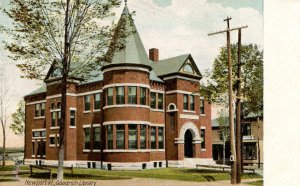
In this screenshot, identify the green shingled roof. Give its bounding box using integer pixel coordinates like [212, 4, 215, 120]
[151, 54, 190, 76]
[104, 5, 151, 67]
[26, 85, 46, 96]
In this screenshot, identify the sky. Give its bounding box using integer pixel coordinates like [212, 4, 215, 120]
[0, 0, 263, 147]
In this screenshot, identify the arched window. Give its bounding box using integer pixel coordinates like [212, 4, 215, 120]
[57, 102, 61, 109]
[51, 103, 56, 110]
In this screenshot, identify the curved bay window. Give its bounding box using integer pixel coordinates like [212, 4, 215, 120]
[116, 125, 125, 149]
[128, 125, 137, 149]
[116, 87, 125, 104]
[106, 88, 113, 105]
[140, 87, 146, 105]
[107, 125, 113, 149]
[140, 125, 146, 149]
[128, 86, 137, 104]
[151, 127, 156, 149]
[150, 92, 156, 109]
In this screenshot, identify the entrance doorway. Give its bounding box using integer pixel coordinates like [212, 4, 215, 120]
[184, 129, 193, 157]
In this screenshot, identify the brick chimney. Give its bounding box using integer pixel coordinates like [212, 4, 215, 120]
[149, 48, 159, 62]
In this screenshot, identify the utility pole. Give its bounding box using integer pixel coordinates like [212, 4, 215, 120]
[208, 17, 247, 184]
[236, 28, 242, 180]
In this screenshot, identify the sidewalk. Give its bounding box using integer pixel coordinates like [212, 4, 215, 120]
[1, 177, 262, 186]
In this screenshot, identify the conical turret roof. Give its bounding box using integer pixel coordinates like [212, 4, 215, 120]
[104, 5, 151, 67]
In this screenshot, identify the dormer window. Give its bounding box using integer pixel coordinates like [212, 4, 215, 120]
[183, 64, 194, 73]
[50, 68, 62, 78]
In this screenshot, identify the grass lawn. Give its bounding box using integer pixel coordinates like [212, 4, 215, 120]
[22, 166, 262, 182]
[0, 176, 19, 182]
[0, 165, 29, 171]
[246, 180, 263, 186]
[5, 164, 261, 183]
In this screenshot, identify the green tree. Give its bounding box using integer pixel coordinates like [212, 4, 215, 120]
[216, 108, 230, 165]
[1, 0, 126, 179]
[200, 44, 263, 116]
[10, 101, 25, 136]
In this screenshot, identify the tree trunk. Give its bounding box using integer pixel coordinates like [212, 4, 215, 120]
[57, 0, 70, 180]
[222, 140, 226, 165]
[2, 127, 5, 166]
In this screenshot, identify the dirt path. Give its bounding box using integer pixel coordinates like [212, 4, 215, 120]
[1, 177, 262, 186]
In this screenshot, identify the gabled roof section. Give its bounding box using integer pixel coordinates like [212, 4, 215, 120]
[151, 54, 201, 78]
[103, 5, 151, 67]
[25, 85, 46, 97]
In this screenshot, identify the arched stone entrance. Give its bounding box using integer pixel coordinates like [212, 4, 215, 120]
[177, 122, 201, 158]
[184, 129, 193, 157]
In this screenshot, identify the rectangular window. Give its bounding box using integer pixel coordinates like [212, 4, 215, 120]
[94, 127, 101, 149]
[57, 111, 61, 126]
[116, 87, 125, 104]
[41, 103, 45, 116]
[140, 87, 146, 105]
[70, 110, 76, 126]
[41, 131, 46, 137]
[150, 92, 156, 109]
[128, 125, 137, 149]
[51, 112, 56, 127]
[33, 131, 40, 137]
[116, 125, 125, 149]
[183, 94, 188, 110]
[94, 93, 101, 110]
[190, 95, 195, 111]
[243, 143, 257, 160]
[32, 142, 35, 155]
[201, 129, 206, 149]
[200, 98, 205, 114]
[151, 127, 156, 149]
[128, 86, 137, 104]
[84, 95, 91, 111]
[35, 104, 40, 117]
[140, 125, 146, 149]
[107, 88, 113, 105]
[158, 93, 163, 110]
[84, 128, 91, 149]
[158, 127, 164, 149]
[242, 124, 251, 136]
[107, 125, 113, 149]
[49, 137, 55, 145]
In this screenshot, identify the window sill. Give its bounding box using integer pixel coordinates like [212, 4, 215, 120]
[103, 149, 165, 153]
[49, 145, 56, 147]
[34, 116, 45, 120]
[103, 105, 150, 109]
[92, 149, 101, 152]
[31, 155, 35, 158]
[183, 110, 196, 113]
[150, 109, 164, 112]
[70, 126, 76, 129]
[93, 109, 101, 112]
[50, 126, 60, 130]
[83, 149, 91, 152]
[83, 111, 91, 114]
[200, 114, 205, 116]
[201, 149, 206, 151]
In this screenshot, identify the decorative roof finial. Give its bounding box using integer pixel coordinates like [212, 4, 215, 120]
[125, 0, 127, 5]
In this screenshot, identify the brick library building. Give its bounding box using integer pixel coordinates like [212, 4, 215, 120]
[24, 4, 213, 170]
